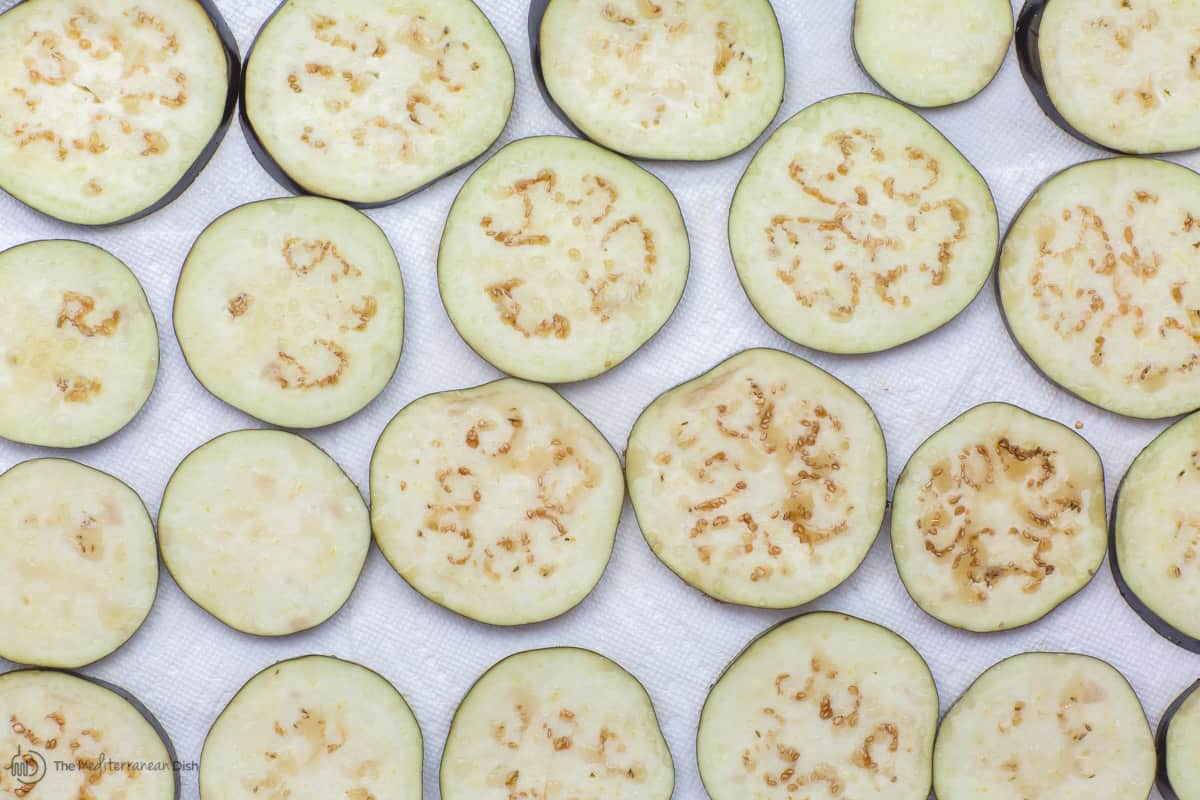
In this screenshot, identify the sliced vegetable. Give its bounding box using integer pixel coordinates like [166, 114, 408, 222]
[1160, 679, 1200, 800]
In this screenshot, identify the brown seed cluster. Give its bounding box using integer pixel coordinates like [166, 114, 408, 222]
[5, 709, 142, 797]
[243, 706, 378, 799]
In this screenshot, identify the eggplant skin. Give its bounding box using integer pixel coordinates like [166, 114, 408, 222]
[1158, 679, 1200, 800]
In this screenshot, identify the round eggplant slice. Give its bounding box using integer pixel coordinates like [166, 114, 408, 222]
[174, 196, 404, 428]
[729, 93, 999, 354]
[370, 379, 624, 625]
[697, 612, 938, 800]
[1160, 680, 1200, 800]
[533, 0, 785, 161]
[626, 348, 887, 608]
[158, 429, 370, 636]
[999, 157, 1200, 419]
[1018, 0, 1200, 154]
[242, 0, 514, 206]
[438, 136, 690, 383]
[0, 240, 158, 448]
[441, 647, 673, 800]
[853, 0, 1013, 108]
[0, 0, 237, 226]
[0, 459, 157, 668]
[1112, 410, 1200, 652]
[200, 656, 422, 800]
[0, 670, 177, 799]
[933, 652, 1156, 800]
[891, 403, 1107, 633]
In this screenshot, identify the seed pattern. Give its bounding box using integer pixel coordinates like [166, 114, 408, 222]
[2, 709, 145, 797]
[242, 706, 378, 800]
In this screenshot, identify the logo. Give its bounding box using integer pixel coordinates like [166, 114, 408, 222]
[8, 746, 46, 786]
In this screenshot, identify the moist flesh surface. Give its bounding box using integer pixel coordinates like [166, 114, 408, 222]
[1166, 684, 1200, 800]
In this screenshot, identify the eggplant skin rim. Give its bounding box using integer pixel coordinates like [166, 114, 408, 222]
[623, 346, 888, 609]
[1157, 678, 1200, 800]
[239, 0, 515, 208]
[890, 400, 1108, 634]
[0, 0, 240, 228]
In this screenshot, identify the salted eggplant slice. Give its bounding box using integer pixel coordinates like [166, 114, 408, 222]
[999, 157, 1200, 419]
[1160, 679, 1200, 800]
[0, 0, 237, 225]
[370, 379, 624, 625]
[0, 240, 158, 448]
[533, 0, 785, 161]
[626, 348, 887, 608]
[697, 612, 938, 800]
[441, 647, 673, 800]
[934, 652, 1156, 800]
[174, 196, 404, 428]
[891, 403, 1107, 632]
[438, 136, 690, 382]
[200, 656, 422, 800]
[853, 0, 1013, 107]
[729, 93, 999, 354]
[242, 0, 514, 206]
[158, 429, 370, 636]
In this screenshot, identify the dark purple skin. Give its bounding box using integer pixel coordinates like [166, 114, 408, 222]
[1158, 679, 1200, 800]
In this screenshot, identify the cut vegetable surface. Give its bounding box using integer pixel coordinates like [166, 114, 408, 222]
[934, 652, 1156, 800]
[891, 403, 1107, 632]
[200, 656, 422, 800]
[371, 379, 623, 625]
[0, 0, 237, 225]
[729, 93, 999, 353]
[439, 136, 690, 382]
[626, 348, 887, 607]
[242, 0, 514, 205]
[853, 0, 1012, 107]
[999, 157, 1200, 419]
[533, 0, 785, 161]
[159, 429, 370, 636]
[441, 647, 673, 800]
[697, 612, 938, 800]
[174, 196, 404, 428]
[1160, 680, 1200, 800]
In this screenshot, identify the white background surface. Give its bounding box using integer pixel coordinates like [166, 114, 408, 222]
[1, 1, 1197, 797]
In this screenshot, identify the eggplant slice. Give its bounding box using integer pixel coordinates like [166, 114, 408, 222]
[853, 0, 1013, 108]
[1160, 679, 1200, 800]
[1018, 0, 1200, 154]
[158, 429, 370, 636]
[626, 348, 887, 608]
[729, 93, 999, 354]
[697, 612, 938, 800]
[438, 136, 690, 382]
[891, 403, 1107, 632]
[174, 196, 404, 429]
[934, 652, 1156, 800]
[370, 379, 624, 625]
[0, 240, 158, 448]
[1112, 410, 1200, 652]
[999, 157, 1200, 419]
[533, 0, 785, 161]
[441, 647, 673, 800]
[200, 656, 422, 800]
[242, 0, 514, 206]
[0, 0, 237, 226]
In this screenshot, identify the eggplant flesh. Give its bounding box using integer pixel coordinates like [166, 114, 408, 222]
[1160, 680, 1200, 800]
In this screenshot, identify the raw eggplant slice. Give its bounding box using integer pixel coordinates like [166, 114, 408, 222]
[0, 0, 237, 226]
[1160, 679, 1200, 800]
[441, 647, 673, 800]
[200, 656, 422, 800]
[626, 348, 887, 608]
[853, 0, 1013, 107]
[158, 429, 370, 636]
[1112, 410, 1200, 652]
[174, 196, 404, 428]
[933, 652, 1156, 800]
[242, 0, 514, 206]
[999, 157, 1200, 419]
[370, 379, 624, 625]
[438, 136, 690, 382]
[533, 0, 785, 161]
[0, 459, 157, 668]
[0, 240, 158, 448]
[0, 670, 177, 799]
[697, 612, 938, 800]
[1018, 0, 1200, 154]
[729, 93, 999, 354]
[891, 403, 1107, 632]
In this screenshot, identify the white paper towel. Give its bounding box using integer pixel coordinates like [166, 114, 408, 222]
[0, 1, 1196, 797]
